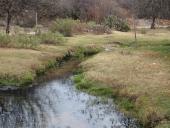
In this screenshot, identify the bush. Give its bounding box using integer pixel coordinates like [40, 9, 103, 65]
[51, 18, 77, 37]
[39, 32, 66, 45]
[0, 32, 66, 49]
[86, 21, 111, 34]
[87, 21, 97, 28]
[141, 29, 147, 34]
[105, 16, 130, 32]
[14, 34, 40, 48]
[51, 19, 112, 35]
[0, 33, 11, 47]
[90, 24, 111, 34]
[0, 33, 40, 49]
[74, 47, 85, 60]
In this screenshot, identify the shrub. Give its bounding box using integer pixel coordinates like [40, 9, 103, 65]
[86, 21, 97, 29]
[72, 21, 87, 34]
[0, 33, 11, 47]
[141, 29, 147, 34]
[51, 18, 77, 37]
[74, 47, 85, 60]
[90, 24, 111, 34]
[51, 19, 112, 35]
[0, 33, 40, 49]
[0, 32, 66, 49]
[14, 34, 40, 48]
[86, 21, 111, 34]
[39, 32, 66, 45]
[105, 16, 130, 32]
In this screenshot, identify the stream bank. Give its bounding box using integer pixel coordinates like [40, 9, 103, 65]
[0, 46, 101, 90]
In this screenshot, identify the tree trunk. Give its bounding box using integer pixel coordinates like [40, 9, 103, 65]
[151, 17, 156, 29]
[6, 12, 12, 34]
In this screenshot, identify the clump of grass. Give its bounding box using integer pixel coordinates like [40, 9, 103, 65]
[88, 86, 114, 98]
[0, 33, 39, 49]
[0, 32, 66, 49]
[141, 29, 147, 34]
[73, 47, 85, 60]
[39, 32, 66, 45]
[0, 33, 11, 47]
[73, 74, 114, 98]
[35, 66, 46, 76]
[0, 74, 19, 86]
[0, 72, 35, 87]
[117, 97, 135, 111]
[148, 43, 170, 55]
[14, 34, 40, 48]
[73, 46, 102, 60]
[20, 72, 35, 86]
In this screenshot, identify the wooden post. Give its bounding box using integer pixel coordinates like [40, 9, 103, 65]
[133, 15, 137, 43]
[36, 12, 38, 27]
[132, 0, 137, 43]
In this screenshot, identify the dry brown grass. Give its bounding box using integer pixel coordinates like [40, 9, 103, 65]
[81, 49, 170, 127]
[0, 45, 69, 77]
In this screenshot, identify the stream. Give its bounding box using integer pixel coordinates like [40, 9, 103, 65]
[0, 76, 139, 128]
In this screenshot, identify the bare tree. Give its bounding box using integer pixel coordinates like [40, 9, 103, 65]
[136, 0, 169, 29]
[0, 0, 26, 34]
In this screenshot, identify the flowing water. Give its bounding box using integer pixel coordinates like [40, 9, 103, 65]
[0, 76, 139, 128]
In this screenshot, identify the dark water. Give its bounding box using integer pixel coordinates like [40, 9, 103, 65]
[0, 77, 139, 128]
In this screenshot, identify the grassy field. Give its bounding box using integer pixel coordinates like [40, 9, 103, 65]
[0, 28, 170, 127]
[0, 32, 114, 87]
[73, 29, 170, 128]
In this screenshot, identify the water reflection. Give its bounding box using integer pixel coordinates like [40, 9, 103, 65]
[0, 77, 139, 128]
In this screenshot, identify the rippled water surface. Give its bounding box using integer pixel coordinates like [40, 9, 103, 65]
[0, 77, 139, 128]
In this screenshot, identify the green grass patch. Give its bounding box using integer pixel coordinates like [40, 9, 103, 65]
[73, 74, 135, 110]
[73, 46, 102, 60]
[73, 74, 114, 98]
[0, 72, 35, 87]
[116, 97, 135, 111]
